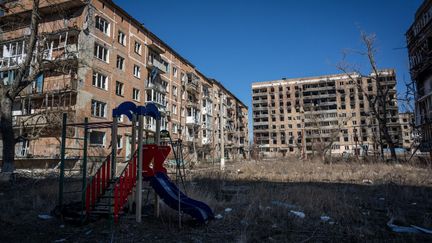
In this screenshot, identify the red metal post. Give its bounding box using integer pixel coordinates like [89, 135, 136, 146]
[96, 171, 101, 197]
[85, 184, 90, 213]
[101, 163, 106, 192]
[91, 177, 96, 208]
[114, 184, 119, 223]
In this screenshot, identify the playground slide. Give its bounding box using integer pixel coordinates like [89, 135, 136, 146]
[150, 172, 214, 224]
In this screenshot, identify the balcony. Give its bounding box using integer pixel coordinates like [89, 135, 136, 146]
[144, 101, 167, 114]
[0, 55, 26, 70]
[253, 106, 269, 111]
[203, 91, 212, 99]
[146, 80, 167, 93]
[202, 122, 212, 129]
[185, 72, 200, 93]
[186, 101, 200, 109]
[202, 107, 213, 115]
[252, 99, 268, 104]
[226, 103, 235, 111]
[202, 137, 211, 145]
[1, 0, 86, 18]
[147, 58, 168, 73]
[186, 116, 200, 126]
[145, 124, 156, 132]
[185, 81, 199, 93]
[147, 42, 165, 54]
[185, 135, 195, 142]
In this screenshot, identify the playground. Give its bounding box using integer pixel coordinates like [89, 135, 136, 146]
[1, 157, 432, 242]
[0, 103, 431, 242]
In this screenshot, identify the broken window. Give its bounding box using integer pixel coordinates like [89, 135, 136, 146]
[91, 99, 107, 118]
[95, 16, 110, 36]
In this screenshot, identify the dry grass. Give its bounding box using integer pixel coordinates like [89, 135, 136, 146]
[0, 158, 431, 242]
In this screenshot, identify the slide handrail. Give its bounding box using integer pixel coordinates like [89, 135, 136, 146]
[85, 154, 111, 214]
[113, 151, 138, 222]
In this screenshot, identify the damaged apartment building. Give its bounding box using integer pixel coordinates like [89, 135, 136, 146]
[407, 0, 432, 153]
[0, 0, 249, 162]
[252, 70, 412, 157]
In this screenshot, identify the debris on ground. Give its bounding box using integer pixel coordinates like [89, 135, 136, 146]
[224, 208, 232, 213]
[214, 214, 223, 220]
[38, 214, 53, 220]
[387, 217, 432, 234]
[320, 215, 331, 222]
[289, 210, 305, 218]
[362, 179, 373, 184]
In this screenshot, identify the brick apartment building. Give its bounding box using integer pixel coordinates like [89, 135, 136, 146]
[407, 0, 432, 152]
[0, 0, 249, 162]
[252, 70, 407, 158]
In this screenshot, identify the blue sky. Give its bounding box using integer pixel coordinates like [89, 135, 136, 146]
[114, 0, 422, 134]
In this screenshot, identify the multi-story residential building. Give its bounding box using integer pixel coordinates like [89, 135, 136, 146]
[399, 112, 415, 151]
[252, 70, 402, 157]
[406, 0, 432, 153]
[0, 0, 248, 162]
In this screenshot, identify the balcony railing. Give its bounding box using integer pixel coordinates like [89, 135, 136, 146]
[0, 55, 26, 69]
[202, 107, 212, 115]
[146, 80, 167, 93]
[186, 116, 200, 125]
[185, 135, 195, 142]
[186, 101, 199, 109]
[147, 58, 168, 73]
[202, 137, 210, 145]
[144, 101, 167, 114]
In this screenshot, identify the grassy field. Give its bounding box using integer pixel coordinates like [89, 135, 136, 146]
[0, 158, 431, 242]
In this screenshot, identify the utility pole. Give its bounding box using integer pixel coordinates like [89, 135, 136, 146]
[219, 93, 225, 170]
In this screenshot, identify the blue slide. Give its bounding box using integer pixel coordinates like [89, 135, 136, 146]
[150, 172, 214, 223]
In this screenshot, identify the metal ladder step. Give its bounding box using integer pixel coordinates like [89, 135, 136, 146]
[65, 147, 85, 150]
[65, 137, 86, 140]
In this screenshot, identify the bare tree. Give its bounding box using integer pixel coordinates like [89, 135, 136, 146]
[305, 110, 352, 162]
[0, 0, 42, 172]
[337, 32, 399, 161]
[1, 0, 80, 172]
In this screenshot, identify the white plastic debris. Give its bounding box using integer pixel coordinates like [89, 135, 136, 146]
[362, 179, 373, 184]
[320, 215, 331, 222]
[225, 208, 232, 213]
[387, 218, 432, 234]
[38, 214, 53, 220]
[289, 210, 305, 218]
[379, 197, 385, 201]
[215, 214, 223, 220]
[411, 225, 432, 234]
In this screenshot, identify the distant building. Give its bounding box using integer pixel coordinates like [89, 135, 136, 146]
[406, 0, 432, 152]
[0, 0, 248, 162]
[399, 112, 415, 151]
[252, 70, 403, 157]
